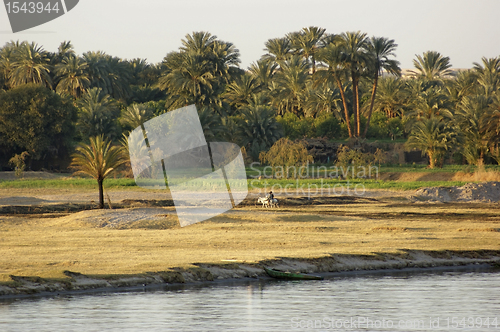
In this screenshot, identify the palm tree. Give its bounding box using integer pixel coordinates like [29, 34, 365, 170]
[105, 56, 133, 100]
[0, 41, 18, 89]
[223, 73, 261, 109]
[288, 26, 326, 74]
[159, 52, 216, 109]
[262, 37, 293, 63]
[83, 51, 112, 92]
[71, 135, 127, 208]
[406, 117, 454, 168]
[472, 57, 500, 97]
[373, 76, 408, 118]
[54, 41, 75, 63]
[363, 36, 401, 137]
[445, 69, 477, 106]
[180, 31, 217, 56]
[315, 42, 353, 137]
[236, 102, 283, 160]
[488, 95, 500, 163]
[197, 106, 225, 142]
[248, 59, 277, 88]
[55, 54, 90, 98]
[128, 58, 158, 86]
[410, 51, 453, 81]
[455, 95, 493, 165]
[82, 51, 132, 101]
[77, 87, 119, 139]
[180, 31, 240, 83]
[9, 41, 52, 88]
[406, 86, 453, 122]
[340, 31, 369, 136]
[270, 55, 311, 115]
[119, 103, 154, 133]
[210, 39, 241, 82]
[159, 32, 241, 112]
[304, 82, 341, 118]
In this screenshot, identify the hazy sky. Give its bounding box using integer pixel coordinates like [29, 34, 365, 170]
[1, 0, 499, 69]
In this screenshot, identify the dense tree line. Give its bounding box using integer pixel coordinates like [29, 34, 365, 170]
[0, 27, 499, 170]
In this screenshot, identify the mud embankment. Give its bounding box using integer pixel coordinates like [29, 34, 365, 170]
[1, 250, 499, 299]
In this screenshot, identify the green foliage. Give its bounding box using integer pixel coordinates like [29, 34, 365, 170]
[406, 117, 456, 169]
[82, 51, 132, 101]
[455, 95, 493, 166]
[77, 87, 120, 141]
[9, 151, 29, 177]
[259, 138, 313, 179]
[0, 178, 137, 189]
[71, 135, 127, 208]
[248, 178, 470, 191]
[373, 148, 386, 166]
[335, 145, 375, 178]
[276, 113, 315, 140]
[3, 31, 500, 172]
[0, 84, 77, 164]
[54, 53, 90, 98]
[197, 106, 225, 142]
[410, 51, 453, 81]
[158, 31, 241, 112]
[119, 103, 154, 134]
[387, 117, 404, 140]
[314, 113, 341, 139]
[8, 41, 52, 88]
[236, 104, 283, 161]
[365, 111, 389, 138]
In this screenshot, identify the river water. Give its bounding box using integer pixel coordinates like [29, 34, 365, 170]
[1, 268, 499, 332]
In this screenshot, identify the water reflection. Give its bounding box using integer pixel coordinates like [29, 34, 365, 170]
[0, 268, 499, 332]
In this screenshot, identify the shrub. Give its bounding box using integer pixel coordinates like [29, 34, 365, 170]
[315, 113, 341, 139]
[259, 138, 313, 179]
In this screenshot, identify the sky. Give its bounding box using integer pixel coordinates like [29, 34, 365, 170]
[1, 0, 499, 70]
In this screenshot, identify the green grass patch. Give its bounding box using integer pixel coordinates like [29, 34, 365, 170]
[246, 163, 500, 177]
[0, 178, 137, 189]
[248, 178, 471, 192]
[379, 164, 500, 173]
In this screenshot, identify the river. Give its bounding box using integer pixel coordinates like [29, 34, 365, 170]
[1, 268, 499, 331]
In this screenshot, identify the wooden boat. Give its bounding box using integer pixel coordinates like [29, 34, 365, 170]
[264, 267, 324, 280]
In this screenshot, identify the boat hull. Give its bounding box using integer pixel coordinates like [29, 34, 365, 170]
[264, 267, 324, 280]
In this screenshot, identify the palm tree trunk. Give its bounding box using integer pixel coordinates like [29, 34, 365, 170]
[98, 178, 104, 208]
[363, 73, 379, 138]
[335, 76, 352, 137]
[428, 151, 435, 169]
[351, 71, 360, 137]
[355, 81, 361, 137]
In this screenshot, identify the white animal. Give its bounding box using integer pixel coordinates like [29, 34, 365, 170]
[257, 197, 279, 208]
[257, 196, 269, 208]
[269, 198, 279, 208]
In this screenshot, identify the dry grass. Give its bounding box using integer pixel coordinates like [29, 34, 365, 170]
[378, 170, 500, 182]
[1, 194, 499, 282]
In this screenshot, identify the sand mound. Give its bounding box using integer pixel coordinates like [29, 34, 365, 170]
[56, 208, 173, 228]
[412, 182, 500, 203]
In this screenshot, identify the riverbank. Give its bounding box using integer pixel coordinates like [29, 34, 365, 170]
[1, 186, 499, 299]
[1, 250, 500, 300]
